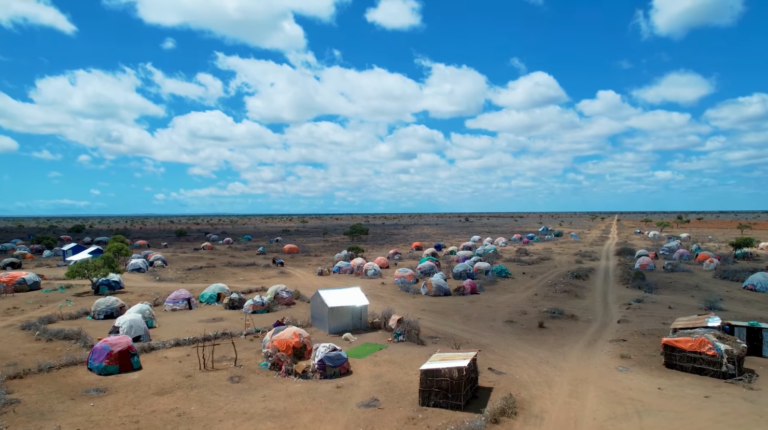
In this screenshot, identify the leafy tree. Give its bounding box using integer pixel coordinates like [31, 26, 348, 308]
[655, 221, 671, 233]
[109, 235, 129, 246]
[67, 224, 86, 234]
[728, 237, 756, 252]
[105, 242, 131, 260]
[737, 223, 752, 235]
[174, 228, 188, 238]
[31, 234, 57, 250]
[65, 255, 122, 289]
[347, 245, 365, 255]
[343, 223, 369, 240]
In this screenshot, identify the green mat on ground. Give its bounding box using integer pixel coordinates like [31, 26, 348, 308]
[345, 342, 387, 359]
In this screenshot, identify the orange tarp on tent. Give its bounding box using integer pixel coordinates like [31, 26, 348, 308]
[374, 257, 389, 269]
[283, 244, 300, 254]
[661, 337, 718, 356]
[265, 326, 312, 359]
[411, 242, 423, 250]
[695, 253, 710, 263]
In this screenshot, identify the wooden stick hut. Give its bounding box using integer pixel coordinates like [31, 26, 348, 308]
[662, 328, 746, 380]
[418, 350, 479, 410]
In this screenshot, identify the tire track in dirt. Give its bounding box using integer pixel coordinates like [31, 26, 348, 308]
[539, 216, 620, 430]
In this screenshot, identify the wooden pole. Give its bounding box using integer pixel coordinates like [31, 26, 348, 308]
[231, 333, 238, 367]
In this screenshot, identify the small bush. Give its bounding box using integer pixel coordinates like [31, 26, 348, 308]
[576, 250, 599, 261]
[347, 245, 365, 255]
[515, 248, 530, 256]
[174, 228, 188, 238]
[567, 267, 595, 281]
[702, 295, 723, 312]
[284, 316, 311, 329]
[615, 246, 636, 257]
[538, 321, 546, 329]
[483, 394, 518, 424]
[356, 397, 381, 409]
[713, 267, 759, 282]
[620, 353, 633, 360]
[67, 224, 86, 234]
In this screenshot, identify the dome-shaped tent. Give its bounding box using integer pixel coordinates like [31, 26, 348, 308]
[200, 242, 214, 250]
[13, 251, 34, 260]
[418, 256, 441, 268]
[434, 243, 445, 252]
[522, 239, 530, 245]
[94, 237, 110, 246]
[635, 250, 650, 259]
[511, 234, 522, 241]
[87, 335, 142, 376]
[695, 252, 715, 263]
[470, 236, 481, 243]
[648, 231, 661, 239]
[15, 246, 31, 253]
[149, 254, 168, 267]
[691, 244, 702, 253]
[262, 326, 313, 369]
[0, 243, 17, 253]
[133, 240, 149, 248]
[416, 261, 439, 277]
[42, 250, 54, 258]
[199, 283, 231, 305]
[222, 238, 233, 245]
[452, 263, 475, 280]
[388, 249, 402, 260]
[257, 247, 266, 255]
[423, 248, 439, 258]
[333, 261, 354, 275]
[283, 244, 300, 254]
[9, 239, 21, 244]
[460, 242, 475, 251]
[374, 256, 389, 269]
[446, 246, 458, 255]
[702, 258, 720, 271]
[209, 235, 219, 242]
[60, 236, 72, 243]
[82, 237, 93, 245]
[311, 343, 351, 379]
[244, 295, 270, 314]
[266, 284, 291, 302]
[125, 302, 157, 328]
[454, 250, 474, 263]
[112, 313, 151, 343]
[164, 289, 196, 311]
[421, 277, 451, 296]
[334, 251, 350, 263]
[462, 279, 479, 295]
[483, 237, 494, 245]
[493, 237, 508, 247]
[224, 292, 247, 310]
[634, 257, 655, 271]
[243, 235, 253, 242]
[92, 297, 127, 320]
[362, 262, 382, 278]
[0, 258, 22, 270]
[29, 244, 45, 255]
[350, 258, 367, 274]
[553, 231, 563, 238]
[673, 249, 691, 261]
[492, 265, 512, 278]
[758, 242, 768, 251]
[743, 272, 768, 293]
[411, 242, 424, 251]
[126, 259, 149, 273]
[679, 233, 691, 241]
[0, 271, 41, 292]
[474, 262, 492, 275]
[394, 268, 418, 285]
[94, 273, 124, 294]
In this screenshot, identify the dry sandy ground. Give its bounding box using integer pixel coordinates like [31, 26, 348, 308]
[1, 213, 767, 430]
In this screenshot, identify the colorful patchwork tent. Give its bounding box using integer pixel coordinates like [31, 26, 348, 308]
[462, 279, 479, 295]
[673, 249, 691, 261]
[29, 244, 45, 254]
[199, 283, 231, 305]
[362, 262, 382, 278]
[419, 256, 441, 268]
[164, 289, 197, 311]
[635, 256, 655, 270]
[133, 240, 149, 248]
[283, 244, 300, 254]
[423, 248, 439, 258]
[493, 237, 508, 247]
[635, 250, 650, 259]
[446, 246, 458, 255]
[92, 296, 126, 320]
[452, 263, 474, 280]
[411, 242, 424, 251]
[333, 261, 354, 274]
[374, 256, 390, 269]
[394, 268, 418, 285]
[200, 242, 214, 250]
[60, 236, 72, 243]
[94, 273, 124, 294]
[460, 242, 475, 251]
[492, 265, 512, 278]
[703, 258, 720, 271]
[473, 262, 492, 275]
[417, 261, 439, 277]
[13, 251, 34, 260]
[244, 295, 270, 314]
[222, 238, 233, 245]
[388, 249, 402, 260]
[262, 326, 313, 369]
[87, 335, 142, 376]
[311, 343, 351, 379]
[0, 271, 41, 292]
[0, 258, 22, 270]
[421, 277, 451, 296]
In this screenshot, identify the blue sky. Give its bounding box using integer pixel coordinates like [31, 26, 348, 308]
[0, 0, 766, 215]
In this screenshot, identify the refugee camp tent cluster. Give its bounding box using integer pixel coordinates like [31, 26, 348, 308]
[87, 301, 158, 376]
[126, 251, 168, 273]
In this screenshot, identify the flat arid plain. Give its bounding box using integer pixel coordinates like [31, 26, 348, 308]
[1, 213, 767, 430]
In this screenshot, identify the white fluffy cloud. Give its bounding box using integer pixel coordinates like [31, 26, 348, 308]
[90, 189, 101, 195]
[633, 0, 745, 40]
[632, 70, 715, 105]
[577, 90, 641, 120]
[704, 93, 768, 130]
[159, 37, 176, 50]
[509, 57, 527, 75]
[31, 149, 61, 160]
[0, 0, 77, 34]
[144, 64, 223, 105]
[47, 171, 62, 177]
[365, 0, 422, 31]
[0, 135, 19, 152]
[488, 72, 568, 109]
[105, 0, 350, 51]
[76, 154, 91, 163]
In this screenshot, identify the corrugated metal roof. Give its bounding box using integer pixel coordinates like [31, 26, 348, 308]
[65, 246, 102, 262]
[670, 313, 721, 330]
[724, 321, 768, 329]
[420, 350, 478, 370]
[62, 243, 81, 250]
[317, 287, 369, 307]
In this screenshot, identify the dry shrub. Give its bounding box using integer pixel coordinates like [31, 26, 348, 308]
[576, 250, 599, 261]
[284, 316, 311, 329]
[0, 379, 21, 411]
[356, 397, 381, 409]
[702, 295, 724, 312]
[483, 393, 518, 424]
[615, 245, 636, 257]
[447, 417, 487, 430]
[19, 308, 90, 331]
[567, 267, 595, 281]
[713, 267, 761, 283]
[239, 286, 268, 295]
[505, 255, 551, 266]
[515, 248, 530, 257]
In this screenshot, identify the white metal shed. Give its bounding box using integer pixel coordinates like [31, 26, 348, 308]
[311, 286, 369, 334]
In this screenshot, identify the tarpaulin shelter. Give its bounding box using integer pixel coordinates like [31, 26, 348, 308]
[30, 244, 45, 254]
[164, 289, 196, 311]
[311, 287, 369, 334]
[452, 263, 474, 280]
[421, 277, 451, 296]
[460, 242, 475, 251]
[446, 246, 458, 255]
[679, 233, 691, 241]
[15, 246, 30, 253]
[648, 231, 661, 239]
[522, 239, 530, 245]
[473, 262, 491, 275]
[59, 236, 72, 243]
[334, 250, 351, 263]
[734, 249, 753, 260]
[419, 256, 441, 268]
[454, 250, 474, 263]
[224, 292, 247, 310]
[475, 245, 498, 258]
[703, 258, 720, 271]
[262, 326, 313, 369]
[374, 256, 389, 269]
[92, 296, 126, 320]
[493, 237, 507, 247]
[222, 238, 233, 245]
[492, 265, 512, 278]
[111, 313, 150, 343]
[266, 284, 289, 301]
[334, 261, 354, 274]
[388, 249, 402, 260]
[691, 244, 702, 253]
[87, 335, 142, 376]
[434, 243, 445, 252]
[242, 235, 253, 241]
[125, 302, 157, 328]
[149, 254, 167, 267]
[244, 295, 270, 314]
[133, 240, 150, 248]
[411, 242, 424, 251]
[94, 237, 110, 246]
[673, 249, 691, 261]
[126, 259, 149, 273]
[483, 237, 493, 245]
[361, 262, 382, 278]
[635, 256, 655, 270]
[13, 251, 34, 260]
[416, 261, 439, 277]
[0, 258, 22, 270]
[0, 271, 41, 292]
[199, 242, 213, 250]
[511, 234, 522, 241]
[423, 248, 439, 258]
[0, 243, 16, 253]
[462, 279, 479, 295]
[759, 242, 768, 251]
[419, 350, 479, 410]
[635, 250, 650, 259]
[553, 231, 563, 238]
[470, 236, 481, 243]
[257, 247, 266, 255]
[743, 272, 768, 293]
[662, 329, 746, 379]
[311, 343, 351, 379]
[82, 237, 93, 245]
[94, 273, 124, 295]
[199, 283, 231, 305]
[42, 250, 54, 258]
[350, 257, 367, 268]
[695, 253, 712, 263]
[209, 235, 219, 242]
[283, 244, 300, 254]
[394, 268, 418, 285]
[526, 233, 536, 240]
